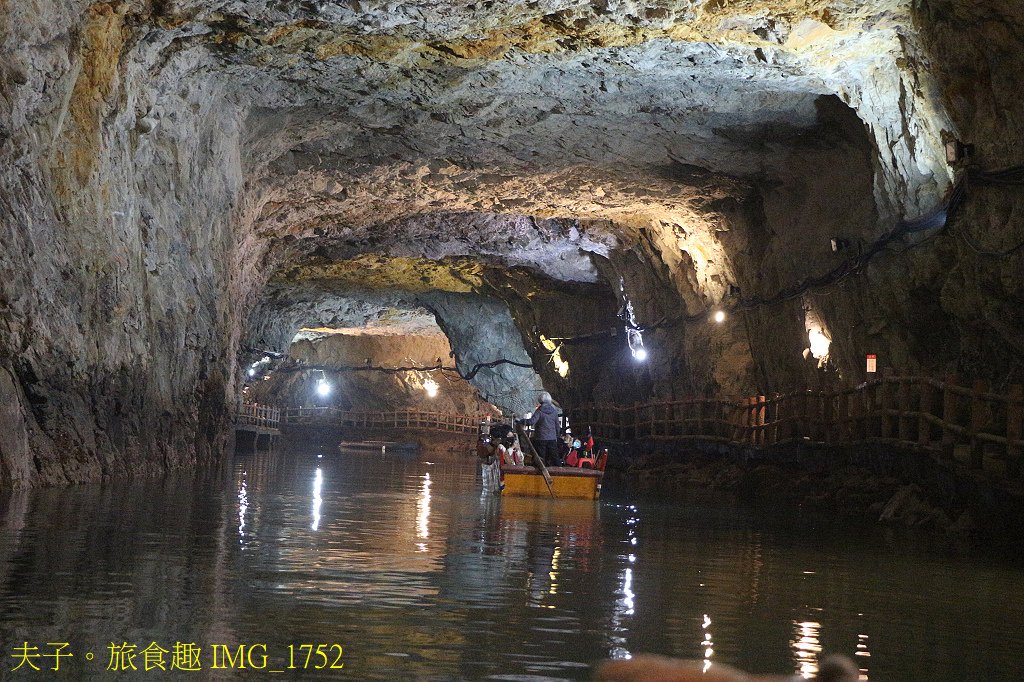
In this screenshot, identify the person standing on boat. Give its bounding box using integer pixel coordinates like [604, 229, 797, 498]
[522, 392, 561, 467]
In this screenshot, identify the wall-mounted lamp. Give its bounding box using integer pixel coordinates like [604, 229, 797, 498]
[626, 328, 647, 362]
[316, 369, 331, 396]
[830, 238, 850, 252]
[541, 335, 570, 377]
[945, 139, 974, 164]
[713, 310, 725, 323]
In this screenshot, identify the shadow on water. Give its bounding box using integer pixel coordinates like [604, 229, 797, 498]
[0, 437, 1023, 680]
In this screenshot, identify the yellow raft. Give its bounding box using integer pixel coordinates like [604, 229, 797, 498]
[500, 465, 603, 500]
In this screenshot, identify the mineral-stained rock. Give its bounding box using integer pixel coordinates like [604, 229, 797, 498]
[1, 1, 1022, 485]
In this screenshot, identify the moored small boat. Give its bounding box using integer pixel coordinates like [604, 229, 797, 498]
[338, 440, 418, 453]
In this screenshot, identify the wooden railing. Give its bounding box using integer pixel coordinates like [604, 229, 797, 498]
[569, 374, 1024, 480]
[236, 402, 281, 429]
[282, 407, 480, 434]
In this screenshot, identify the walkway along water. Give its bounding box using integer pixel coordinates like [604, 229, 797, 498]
[568, 372, 1024, 482]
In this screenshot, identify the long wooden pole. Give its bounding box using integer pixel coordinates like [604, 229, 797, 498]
[516, 422, 555, 498]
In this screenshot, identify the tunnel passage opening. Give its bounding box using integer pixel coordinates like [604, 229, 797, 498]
[239, 209, 666, 423]
[239, 268, 562, 423]
[244, 318, 507, 418]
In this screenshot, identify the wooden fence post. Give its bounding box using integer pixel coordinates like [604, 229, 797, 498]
[821, 392, 834, 444]
[846, 389, 858, 441]
[809, 390, 822, 442]
[730, 399, 744, 444]
[718, 400, 728, 440]
[771, 395, 778, 445]
[969, 379, 990, 470]
[838, 391, 851, 442]
[755, 396, 764, 445]
[773, 394, 786, 443]
[898, 378, 913, 442]
[918, 379, 934, 447]
[747, 397, 756, 445]
[736, 398, 747, 444]
[793, 391, 805, 440]
[1007, 385, 1023, 480]
[879, 372, 894, 439]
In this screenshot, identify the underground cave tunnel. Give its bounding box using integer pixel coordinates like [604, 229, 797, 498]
[3, 1, 1024, 680]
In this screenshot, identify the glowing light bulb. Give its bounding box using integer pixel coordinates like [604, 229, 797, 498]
[809, 328, 831, 359]
[424, 378, 438, 398]
[714, 311, 725, 323]
[317, 381, 330, 396]
[248, 368, 255, 377]
[634, 348, 647, 361]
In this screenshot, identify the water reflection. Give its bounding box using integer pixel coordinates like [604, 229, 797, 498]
[608, 504, 638, 661]
[702, 614, 714, 673]
[311, 467, 322, 531]
[237, 471, 248, 541]
[0, 449, 1023, 681]
[856, 633, 870, 681]
[792, 620, 822, 678]
[416, 472, 431, 549]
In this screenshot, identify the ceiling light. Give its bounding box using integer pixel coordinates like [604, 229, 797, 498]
[714, 311, 725, 323]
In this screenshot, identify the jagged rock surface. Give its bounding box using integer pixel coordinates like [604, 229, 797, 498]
[0, 0, 1021, 486]
[246, 326, 499, 415]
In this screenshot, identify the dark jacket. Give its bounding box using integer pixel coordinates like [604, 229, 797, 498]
[524, 402, 559, 441]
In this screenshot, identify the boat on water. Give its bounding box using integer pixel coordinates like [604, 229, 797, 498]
[500, 465, 603, 499]
[477, 420, 606, 499]
[338, 440, 418, 453]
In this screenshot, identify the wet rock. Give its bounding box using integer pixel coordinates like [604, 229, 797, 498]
[879, 483, 952, 530]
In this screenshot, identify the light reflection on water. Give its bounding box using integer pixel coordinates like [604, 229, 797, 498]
[792, 620, 822, 678]
[311, 467, 322, 532]
[1, 442, 1024, 680]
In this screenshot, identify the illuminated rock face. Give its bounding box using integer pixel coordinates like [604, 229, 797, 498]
[246, 325, 501, 416]
[0, 1, 1021, 485]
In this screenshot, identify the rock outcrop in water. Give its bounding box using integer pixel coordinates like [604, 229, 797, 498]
[0, 1, 1022, 486]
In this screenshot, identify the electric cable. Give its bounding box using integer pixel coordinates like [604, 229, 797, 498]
[258, 358, 536, 382]
[247, 162, 1024, 358]
[949, 164, 1024, 257]
[555, 161, 1022, 342]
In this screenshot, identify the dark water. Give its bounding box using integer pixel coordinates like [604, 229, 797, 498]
[2, 441, 1024, 681]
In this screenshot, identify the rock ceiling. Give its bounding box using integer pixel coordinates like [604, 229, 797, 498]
[120, 0, 936, 344]
[114, 0, 949, 266]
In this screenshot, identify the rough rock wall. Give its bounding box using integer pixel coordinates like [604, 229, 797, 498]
[910, 1, 1024, 385]
[247, 329, 498, 415]
[0, 2, 243, 486]
[244, 283, 435, 355]
[2, 0, 1022, 488]
[418, 291, 544, 416]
